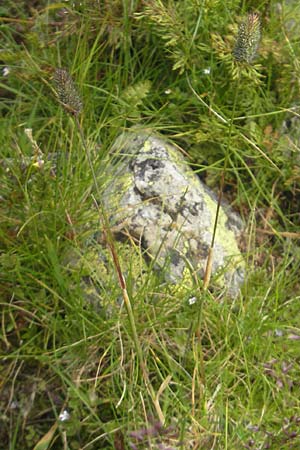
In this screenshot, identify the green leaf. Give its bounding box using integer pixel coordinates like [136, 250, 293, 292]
[33, 422, 58, 450]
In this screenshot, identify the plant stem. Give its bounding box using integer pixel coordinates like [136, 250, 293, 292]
[73, 115, 157, 411]
[203, 81, 240, 291]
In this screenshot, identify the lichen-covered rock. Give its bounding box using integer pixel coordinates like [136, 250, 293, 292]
[103, 130, 245, 296]
[63, 240, 148, 312]
[280, 114, 300, 164]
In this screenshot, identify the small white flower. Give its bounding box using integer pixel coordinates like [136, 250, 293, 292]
[164, 89, 171, 94]
[9, 400, 19, 410]
[3, 67, 10, 76]
[203, 67, 211, 75]
[188, 296, 197, 305]
[274, 329, 283, 337]
[59, 409, 70, 422]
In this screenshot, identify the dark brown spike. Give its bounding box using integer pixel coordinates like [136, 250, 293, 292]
[54, 68, 82, 115]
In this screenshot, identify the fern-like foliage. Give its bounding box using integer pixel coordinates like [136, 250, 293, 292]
[115, 80, 152, 119]
[135, 0, 209, 73]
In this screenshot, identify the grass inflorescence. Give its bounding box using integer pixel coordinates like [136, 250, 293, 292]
[1, 1, 300, 449]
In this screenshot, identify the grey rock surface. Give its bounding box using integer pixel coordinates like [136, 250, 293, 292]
[281, 113, 300, 164]
[103, 130, 245, 296]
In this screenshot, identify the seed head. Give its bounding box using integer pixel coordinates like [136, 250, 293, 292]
[54, 68, 82, 115]
[233, 13, 261, 63]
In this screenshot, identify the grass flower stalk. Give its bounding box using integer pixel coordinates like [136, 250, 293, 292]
[203, 13, 261, 291]
[53, 68, 158, 413]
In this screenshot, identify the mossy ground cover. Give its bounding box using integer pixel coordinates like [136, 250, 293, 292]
[1, 1, 300, 449]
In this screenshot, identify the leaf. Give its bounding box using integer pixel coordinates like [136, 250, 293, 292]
[121, 80, 152, 108]
[42, 3, 71, 12]
[33, 422, 58, 450]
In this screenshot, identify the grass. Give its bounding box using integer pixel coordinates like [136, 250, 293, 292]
[1, 1, 300, 449]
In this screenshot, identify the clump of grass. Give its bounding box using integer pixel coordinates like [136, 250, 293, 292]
[53, 66, 162, 423]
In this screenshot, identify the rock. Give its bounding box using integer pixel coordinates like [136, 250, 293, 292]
[63, 241, 147, 313]
[103, 130, 245, 296]
[280, 113, 300, 164]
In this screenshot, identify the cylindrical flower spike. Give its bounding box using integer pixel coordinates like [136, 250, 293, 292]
[54, 68, 82, 115]
[233, 13, 261, 63]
